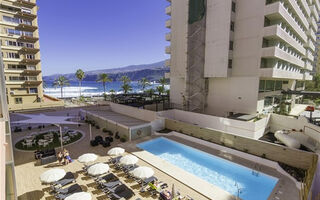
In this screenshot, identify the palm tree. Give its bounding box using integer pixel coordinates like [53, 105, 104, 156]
[120, 76, 132, 95]
[75, 69, 85, 97]
[146, 88, 155, 97]
[121, 84, 132, 94]
[96, 73, 112, 97]
[120, 75, 131, 85]
[139, 77, 150, 93]
[156, 86, 165, 95]
[159, 76, 167, 88]
[53, 76, 70, 98]
[109, 89, 116, 102]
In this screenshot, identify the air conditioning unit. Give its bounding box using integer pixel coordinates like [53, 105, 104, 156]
[10, 91, 15, 95]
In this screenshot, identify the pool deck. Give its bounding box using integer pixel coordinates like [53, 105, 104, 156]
[128, 132, 301, 200]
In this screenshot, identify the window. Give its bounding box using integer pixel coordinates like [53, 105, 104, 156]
[275, 81, 282, 90]
[259, 80, 265, 93]
[6, 40, 17, 46]
[230, 21, 235, 31]
[26, 54, 35, 60]
[262, 38, 269, 48]
[29, 88, 38, 93]
[264, 17, 271, 27]
[6, 52, 19, 59]
[265, 80, 275, 92]
[7, 29, 21, 36]
[260, 58, 268, 68]
[264, 96, 273, 107]
[15, 98, 23, 104]
[232, 2, 236, 12]
[228, 59, 232, 68]
[21, 8, 31, 14]
[229, 41, 234, 50]
[3, 16, 19, 24]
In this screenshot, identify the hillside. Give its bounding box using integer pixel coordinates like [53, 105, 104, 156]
[43, 60, 169, 82]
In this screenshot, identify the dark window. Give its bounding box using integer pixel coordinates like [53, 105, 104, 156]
[260, 58, 268, 68]
[29, 88, 38, 93]
[265, 80, 275, 92]
[264, 17, 271, 27]
[15, 98, 22, 104]
[228, 59, 232, 68]
[275, 81, 282, 90]
[232, 2, 236, 12]
[230, 21, 235, 31]
[259, 80, 265, 93]
[229, 41, 234, 50]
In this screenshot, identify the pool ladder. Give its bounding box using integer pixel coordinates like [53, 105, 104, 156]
[252, 163, 261, 176]
[234, 182, 242, 200]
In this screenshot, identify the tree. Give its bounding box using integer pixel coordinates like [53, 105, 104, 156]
[52, 76, 70, 98]
[156, 86, 165, 95]
[159, 76, 167, 88]
[139, 77, 150, 93]
[120, 76, 132, 94]
[96, 73, 112, 98]
[109, 89, 116, 102]
[75, 69, 85, 97]
[145, 88, 155, 97]
[121, 83, 132, 94]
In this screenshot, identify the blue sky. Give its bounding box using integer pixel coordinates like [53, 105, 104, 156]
[38, 0, 169, 76]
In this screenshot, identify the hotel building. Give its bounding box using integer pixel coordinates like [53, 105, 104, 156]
[0, 36, 16, 199]
[166, 0, 320, 117]
[0, 0, 63, 111]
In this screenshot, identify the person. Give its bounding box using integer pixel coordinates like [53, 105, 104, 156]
[57, 151, 63, 165]
[63, 149, 72, 165]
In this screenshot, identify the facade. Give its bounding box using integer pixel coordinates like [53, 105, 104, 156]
[0, 30, 16, 199]
[317, 18, 320, 73]
[166, 0, 320, 117]
[0, 0, 63, 111]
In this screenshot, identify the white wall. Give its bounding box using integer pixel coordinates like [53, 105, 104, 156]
[205, 77, 260, 116]
[109, 102, 157, 122]
[159, 109, 269, 139]
[204, 0, 232, 77]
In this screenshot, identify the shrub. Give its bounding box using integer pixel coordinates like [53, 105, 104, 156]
[38, 125, 42, 129]
[120, 137, 126, 142]
[95, 125, 100, 129]
[102, 128, 108, 133]
[28, 126, 32, 130]
[108, 131, 113, 136]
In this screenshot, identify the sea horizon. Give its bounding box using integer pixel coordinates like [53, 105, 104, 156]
[44, 80, 169, 98]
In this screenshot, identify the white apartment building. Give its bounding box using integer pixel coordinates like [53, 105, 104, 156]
[166, 0, 320, 117]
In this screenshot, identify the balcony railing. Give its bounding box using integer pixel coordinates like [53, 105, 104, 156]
[14, 0, 36, 8]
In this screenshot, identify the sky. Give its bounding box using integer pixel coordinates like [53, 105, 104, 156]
[37, 0, 170, 76]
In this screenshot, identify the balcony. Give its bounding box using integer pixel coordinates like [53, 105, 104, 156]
[304, 39, 315, 51]
[18, 35, 38, 42]
[304, 72, 313, 80]
[260, 68, 303, 80]
[14, 0, 36, 8]
[165, 19, 171, 28]
[0, 2, 21, 13]
[165, 46, 171, 54]
[15, 11, 36, 20]
[314, 0, 320, 13]
[165, 59, 171, 67]
[165, 32, 171, 41]
[166, 6, 171, 16]
[21, 69, 41, 76]
[310, 5, 320, 21]
[288, 0, 309, 29]
[18, 47, 39, 54]
[23, 77, 41, 86]
[308, 17, 318, 32]
[263, 25, 305, 54]
[16, 23, 37, 32]
[301, 0, 311, 16]
[305, 61, 313, 71]
[306, 28, 316, 42]
[261, 46, 304, 68]
[265, 1, 307, 42]
[20, 58, 40, 65]
[303, 50, 314, 61]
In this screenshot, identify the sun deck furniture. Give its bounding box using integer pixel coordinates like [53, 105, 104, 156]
[123, 164, 139, 173]
[109, 185, 135, 200]
[51, 172, 75, 192]
[140, 176, 158, 186]
[104, 183, 126, 194]
[95, 173, 118, 183]
[55, 184, 82, 200]
[100, 180, 122, 190]
[109, 156, 122, 164]
[159, 190, 172, 200]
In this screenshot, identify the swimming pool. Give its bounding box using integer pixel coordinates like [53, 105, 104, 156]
[137, 137, 278, 200]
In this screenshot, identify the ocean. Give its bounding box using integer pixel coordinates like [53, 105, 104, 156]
[44, 81, 168, 98]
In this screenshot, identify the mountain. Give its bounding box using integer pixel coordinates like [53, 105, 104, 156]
[43, 60, 169, 82]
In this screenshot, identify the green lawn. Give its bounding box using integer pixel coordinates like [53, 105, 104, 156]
[15, 130, 83, 151]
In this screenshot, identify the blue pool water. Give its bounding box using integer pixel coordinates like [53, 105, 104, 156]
[137, 137, 278, 200]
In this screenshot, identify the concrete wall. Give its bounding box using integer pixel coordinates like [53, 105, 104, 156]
[270, 114, 320, 144]
[109, 102, 156, 122]
[205, 77, 260, 116]
[204, 0, 232, 77]
[0, 120, 5, 200]
[159, 109, 269, 139]
[130, 125, 152, 140]
[165, 118, 316, 169]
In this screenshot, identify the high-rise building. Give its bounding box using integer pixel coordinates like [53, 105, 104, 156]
[166, 0, 319, 117]
[0, 0, 63, 111]
[0, 33, 16, 199]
